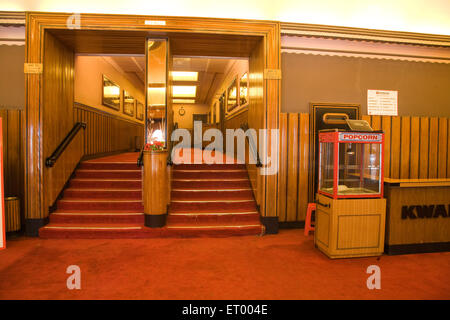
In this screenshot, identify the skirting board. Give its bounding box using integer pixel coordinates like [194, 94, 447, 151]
[385, 242, 450, 255]
[25, 217, 49, 237]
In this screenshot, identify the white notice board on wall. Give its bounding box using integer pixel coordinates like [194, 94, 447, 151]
[367, 90, 398, 116]
[0, 118, 5, 250]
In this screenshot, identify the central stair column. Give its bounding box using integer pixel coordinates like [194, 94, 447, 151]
[143, 150, 169, 227]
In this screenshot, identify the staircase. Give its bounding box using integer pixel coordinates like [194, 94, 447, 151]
[39, 152, 264, 238]
[166, 163, 264, 237]
[39, 153, 147, 239]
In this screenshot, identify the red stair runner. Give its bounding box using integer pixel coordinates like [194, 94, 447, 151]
[39, 151, 264, 239]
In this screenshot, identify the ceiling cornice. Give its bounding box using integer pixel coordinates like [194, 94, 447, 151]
[0, 11, 26, 26]
[281, 22, 450, 47]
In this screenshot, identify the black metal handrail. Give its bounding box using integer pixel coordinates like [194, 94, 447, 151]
[137, 146, 144, 167]
[166, 122, 178, 166]
[45, 122, 86, 168]
[240, 123, 262, 167]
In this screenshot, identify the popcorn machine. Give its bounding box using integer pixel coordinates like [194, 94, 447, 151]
[314, 124, 387, 259]
[318, 130, 384, 199]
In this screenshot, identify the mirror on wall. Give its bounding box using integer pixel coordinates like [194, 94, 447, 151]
[146, 39, 168, 148]
[102, 75, 120, 110]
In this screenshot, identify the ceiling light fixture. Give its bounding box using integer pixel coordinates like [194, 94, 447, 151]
[171, 71, 198, 81]
[172, 85, 197, 97]
[173, 99, 196, 104]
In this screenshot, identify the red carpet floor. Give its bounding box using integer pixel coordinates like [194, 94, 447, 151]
[0, 230, 449, 300]
[39, 150, 264, 238]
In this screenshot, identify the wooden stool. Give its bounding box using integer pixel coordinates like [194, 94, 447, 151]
[304, 203, 316, 236]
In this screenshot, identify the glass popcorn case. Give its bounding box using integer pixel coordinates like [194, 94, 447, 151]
[318, 130, 384, 199]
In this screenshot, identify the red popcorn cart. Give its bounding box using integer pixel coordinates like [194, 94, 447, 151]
[318, 130, 384, 199]
[314, 127, 387, 259]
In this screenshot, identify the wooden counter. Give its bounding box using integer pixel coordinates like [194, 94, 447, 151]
[384, 178, 450, 254]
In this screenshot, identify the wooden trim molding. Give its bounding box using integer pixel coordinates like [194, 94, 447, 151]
[281, 35, 450, 64]
[281, 22, 450, 47]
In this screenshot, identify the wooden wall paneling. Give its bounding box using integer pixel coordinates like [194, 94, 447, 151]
[277, 113, 288, 222]
[381, 116, 391, 178]
[428, 117, 439, 178]
[371, 115, 381, 130]
[286, 114, 299, 221]
[409, 117, 420, 179]
[419, 117, 430, 179]
[297, 113, 309, 221]
[248, 39, 265, 211]
[74, 103, 144, 158]
[0, 110, 25, 225]
[390, 116, 401, 179]
[400, 116, 411, 179]
[42, 31, 75, 213]
[438, 117, 448, 178]
[448, 118, 450, 178]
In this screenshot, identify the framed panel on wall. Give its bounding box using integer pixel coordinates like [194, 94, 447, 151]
[102, 75, 120, 110]
[136, 101, 144, 121]
[226, 77, 238, 113]
[123, 90, 135, 117]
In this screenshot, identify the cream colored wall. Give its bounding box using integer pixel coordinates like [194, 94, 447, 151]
[209, 59, 248, 121]
[74, 55, 145, 124]
[173, 104, 209, 129]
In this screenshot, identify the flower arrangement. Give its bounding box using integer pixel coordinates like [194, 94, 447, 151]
[144, 141, 164, 151]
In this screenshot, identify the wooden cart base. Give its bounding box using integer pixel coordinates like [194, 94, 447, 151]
[314, 194, 386, 259]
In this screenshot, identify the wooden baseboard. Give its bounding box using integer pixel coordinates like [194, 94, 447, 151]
[260, 216, 279, 234]
[385, 242, 450, 255]
[279, 221, 305, 229]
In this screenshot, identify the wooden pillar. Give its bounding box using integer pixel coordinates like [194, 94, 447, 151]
[143, 150, 169, 227]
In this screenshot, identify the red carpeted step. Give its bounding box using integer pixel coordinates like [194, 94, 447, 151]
[39, 222, 264, 238]
[57, 199, 144, 211]
[171, 189, 253, 201]
[170, 200, 257, 213]
[74, 170, 141, 179]
[39, 223, 161, 239]
[172, 180, 251, 189]
[79, 162, 139, 170]
[49, 211, 144, 224]
[69, 179, 142, 189]
[167, 212, 260, 224]
[164, 222, 264, 237]
[172, 170, 247, 180]
[40, 151, 264, 239]
[63, 188, 141, 199]
[174, 163, 246, 170]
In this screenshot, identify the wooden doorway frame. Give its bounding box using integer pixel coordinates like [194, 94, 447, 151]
[25, 12, 280, 225]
